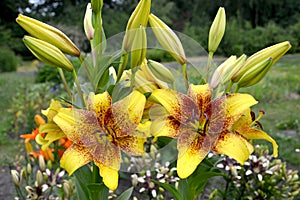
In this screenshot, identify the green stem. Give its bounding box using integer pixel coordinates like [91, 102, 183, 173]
[206, 51, 214, 82]
[72, 70, 86, 108]
[182, 63, 188, 90]
[116, 53, 128, 82]
[57, 68, 72, 98]
[171, 81, 177, 90]
[234, 85, 240, 93]
[16, 186, 25, 200]
[225, 81, 233, 94]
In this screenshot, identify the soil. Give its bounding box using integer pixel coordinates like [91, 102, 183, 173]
[0, 166, 14, 199]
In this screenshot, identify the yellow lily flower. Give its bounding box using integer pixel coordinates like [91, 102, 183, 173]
[53, 91, 147, 190]
[150, 84, 277, 178]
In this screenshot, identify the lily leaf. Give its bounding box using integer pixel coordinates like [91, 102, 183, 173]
[72, 165, 92, 200]
[151, 180, 183, 200]
[87, 183, 109, 200]
[115, 187, 134, 200]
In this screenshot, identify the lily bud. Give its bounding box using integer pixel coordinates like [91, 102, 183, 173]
[91, 0, 103, 13]
[27, 163, 32, 175]
[23, 36, 74, 72]
[11, 170, 20, 187]
[16, 14, 80, 56]
[34, 114, 46, 126]
[36, 170, 43, 187]
[123, 0, 151, 51]
[232, 41, 291, 83]
[211, 54, 247, 88]
[149, 14, 186, 65]
[237, 58, 273, 88]
[210, 55, 236, 88]
[208, 7, 226, 54]
[84, 3, 94, 40]
[147, 59, 174, 84]
[39, 155, 46, 171]
[130, 25, 147, 68]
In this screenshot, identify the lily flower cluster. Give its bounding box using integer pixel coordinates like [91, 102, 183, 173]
[15, 0, 291, 198]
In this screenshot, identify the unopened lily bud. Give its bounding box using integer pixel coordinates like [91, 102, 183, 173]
[23, 36, 74, 72]
[130, 26, 147, 68]
[63, 182, 71, 198]
[11, 170, 20, 187]
[237, 58, 273, 88]
[27, 163, 32, 175]
[21, 168, 27, 179]
[34, 114, 45, 126]
[16, 14, 80, 56]
[25, 141, 34, 153]
[91, 0, 103, 13]
[147, 59, 174, 83]
[123, 0, 151, 51]
[47, 160, 53, 170]
[210, 55, 236, 88]
[149, 14, 186, 65]
[208, 7, 226, 54]
[36, 170, 43, 187]
[232, 41, 291, 83]
[84, 3, 94, 40]
[39, 155, 46, 171]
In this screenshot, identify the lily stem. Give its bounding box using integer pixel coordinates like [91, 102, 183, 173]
[57, 68, 72, 99]
[206, 51, 214, 82]
[116, 53, 128, 82]
[182, 63, 188, 90]
[72, 70, 86, 108]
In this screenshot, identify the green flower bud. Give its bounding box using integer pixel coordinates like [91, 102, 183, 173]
[149, 14, 186, 65]
[232, 41, 291, 83]
[147, 59, 174, 83]
[123, 0, 151, 51]
[84, 3, 94, 40]
[91, 0, 103, 13]
[237, 58, 273, 88]
[210, 55, 236, 88]
[130, 26, 147, 68]
[11, 170, 20, 187]
[38, 155, 46, 171]
[16, 14, 80, 56]
[208, 7, 226, 54]
[23, 36, 74, 72]
[36, 170, 43, 187]
[27, 163, 32, 175]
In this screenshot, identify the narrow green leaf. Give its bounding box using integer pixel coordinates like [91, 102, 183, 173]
[151, 180, 183, 200]
[115, 187, 134, 200]
[87, 183, 109, 200]
[72, 165, 92, 200]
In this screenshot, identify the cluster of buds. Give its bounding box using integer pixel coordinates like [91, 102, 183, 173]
[16, 14, 80, 72]
[211, 41, 291, 90]
[213, 145, 300, 199]
[130, 161, 179, 199]
[11, 155, 74, 199]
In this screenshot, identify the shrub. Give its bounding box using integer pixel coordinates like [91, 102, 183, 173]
[0, 47, 18, 72]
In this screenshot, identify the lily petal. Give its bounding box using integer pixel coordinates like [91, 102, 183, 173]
[225, 93, 258, 118]
[53, 108, 99, 146]
[95, 162, 119, 191]
[240, 129, 278, 157]
[177, 129, 212, 178]
[107, 90, 146, 137]
[39, 123, 65, 150]
[151, 89, 200, 125]
[88, 92, 112, 128]
[117, 134, 146, 156]
[151, 116, 181, 138]
[60, 144, 92, 175]
[188, 84, 212, 118]
[213, 131, 254, 164]
[42, 100, 63, 121]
